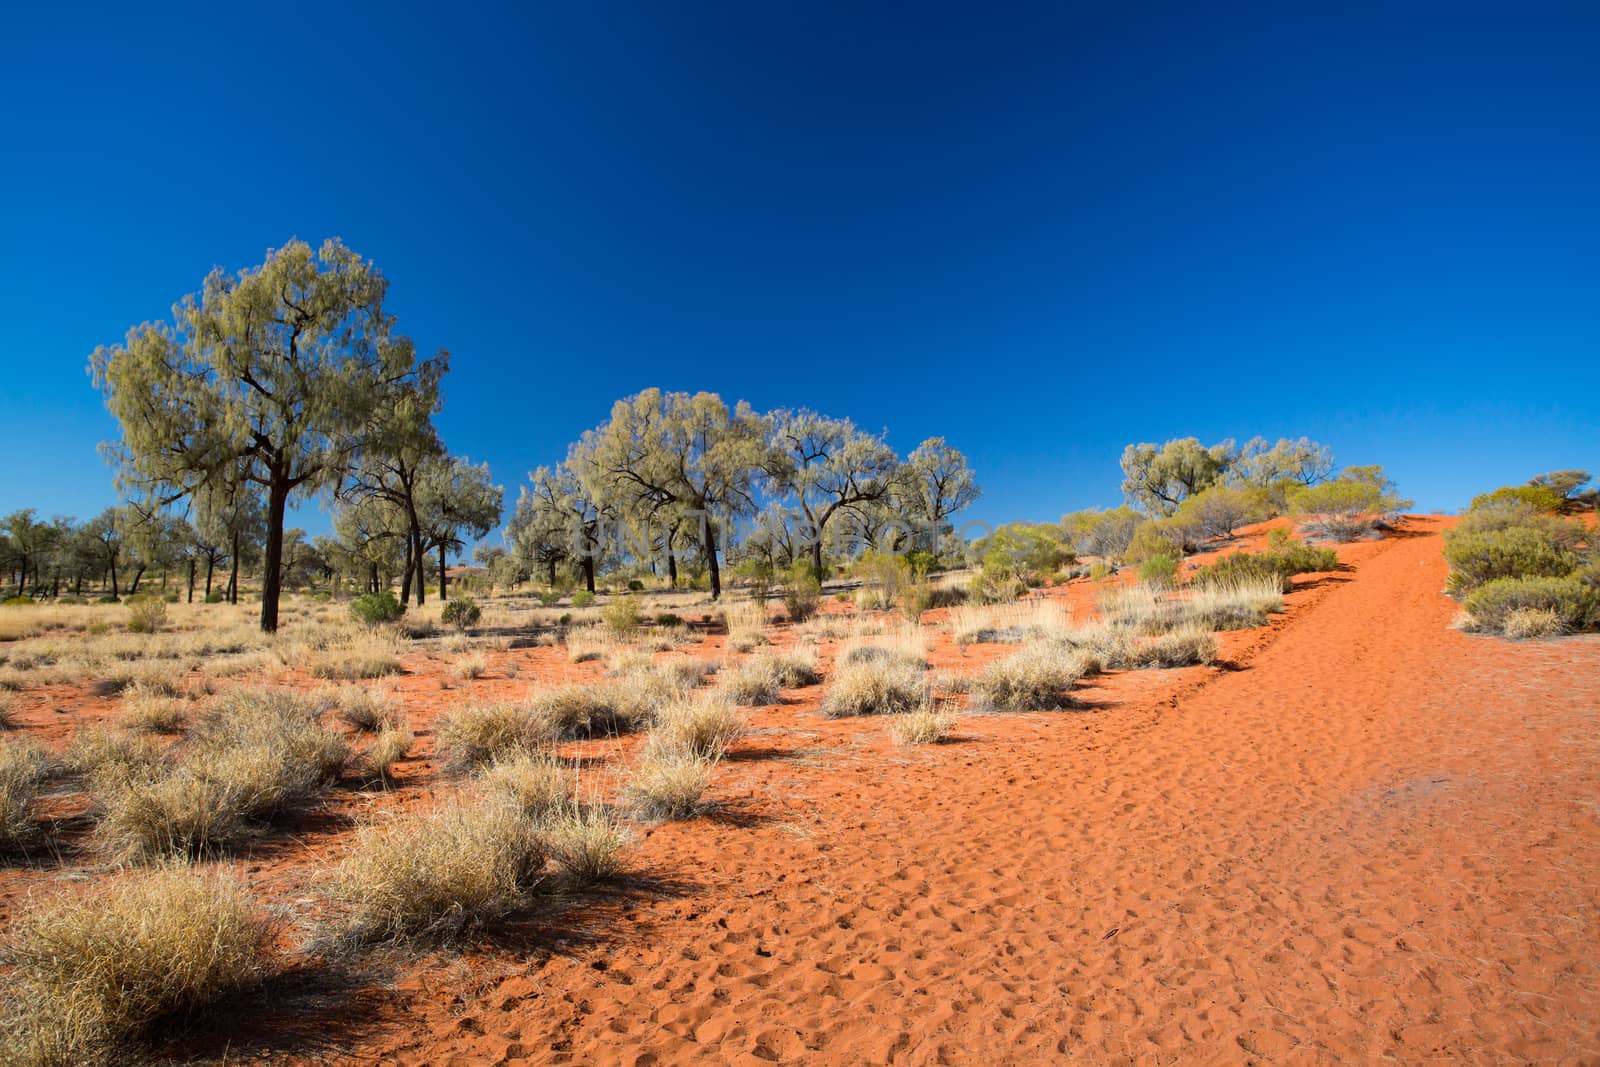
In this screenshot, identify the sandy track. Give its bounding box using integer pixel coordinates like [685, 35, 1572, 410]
[221, 520, 1600, 1063]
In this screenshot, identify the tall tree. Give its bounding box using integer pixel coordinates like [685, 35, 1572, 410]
[90, 238, 441, 631]
[81, 508, 126, 597]
[891, 437, 982, 555]
[515, 462, 615, 593]
[766, 410, 899, 579]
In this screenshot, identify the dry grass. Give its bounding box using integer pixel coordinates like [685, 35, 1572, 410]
[436, 701, 548, 768]
[836, 627, 926, 671]
[528, 684, 654, 739]
[308, 634, 403, 680]
[821, 658, 929, 718]
[64, 726, 168, 784]
[971, 640, 1095, 711]
[539, 804, 631, 884]
[1130, 625, 1219, 668]
[331, 687, 398, 732]
[645, 694, 746, 760]
[1, 737, 52, 855]
[1, 864, 268, 1066]
[1502, 606, 1566, 640]
[453, 652, 489, 680]
[949, 600, 1070, 646]
[366, 726, 414, 781]
[0, 695, 17, 730]
[889, 706, 956, 745]
[722, 601, 770, 652]
[623, 752, 715, 821]
[119, 683, 188, 734]
[322, 797, 544, 946]
[565, 625, 610, 663]
[479, 748, 573, 819]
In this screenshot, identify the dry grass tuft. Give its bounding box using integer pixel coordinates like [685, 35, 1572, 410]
[308, 635, 404, 680]
[331, 687, 398, 732]
[0, 695, 17, 730]
[539, 804, 631, 884]
[1130, 625, 1219, 668]
[645, 694, 745, 760]
[565, 625, 609, 663]
[889, 706, 956, 745]
[64, 726, 169, 784]
[119, 683, 187, 734]
[480, 748, 573, 819]
[1502, 606, 1566, 640]
[821, 658, 928, 718]
[436, 701, 548, 768]
[971, 641, 1095, 711]
[1, 737, 52, 855]
[623, 752, 715, 821]
[322, 797, 544, 946]
[365, 726, 414, 782]
[1, 864, 268, 1066]
[453, 652, 489, 681]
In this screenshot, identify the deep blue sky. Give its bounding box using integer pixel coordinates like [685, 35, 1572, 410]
[3, 3, 1597, 538]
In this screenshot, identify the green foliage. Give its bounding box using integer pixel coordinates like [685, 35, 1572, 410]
[627, 579, 645, 592]
[1061, 506, 1147, 562]
[96, 595, 120, 604]
[601, 595, 641, 634]
[1125, 518, 1194, 563]
[441, 597, 482, 630]
[56, 595, 88, 606]
[1527, 469, 1592, 500]
[126, 599, 168, 634]
[1442, 513, 1583, 596]
[1468, 485, 1566, 514]
[783, 563, 822, 622]
[1173, 484, 1272, 541]
[1461, 576, 1600, 634]
[1289, 467, 1411, 541]
[1120, 438, 1236, 516]
[1190, 542, 1338, 590]
[1137, 554, 1179, 588]
[350, 591, 406, 626]
[537, 590, 562, 607]
[571, 590, 596, 608]
[1087, 562, 1113, 581]
[975, 523, 1074, 589]
[655, 613, 684, 627]
[2, 595, 35, 606]
[204, 591, 225, 604]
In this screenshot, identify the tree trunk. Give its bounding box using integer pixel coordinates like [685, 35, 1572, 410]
[187, 559, 196, 603]
[228, 532, 240, 604]
[547, 559, 557, 586]
[370, 562, 378, 595]
[129, 565, 145, 595]
[703, 521, 721, 600]
[259, 477, 289, 633]
[204, 556, 214, 598]
[667, 552, 678, 587]
[413, 528, 426, 606]
[811, 539, 825, 583]
[582, 556, 596, 594]
[438, 543, 448, 600]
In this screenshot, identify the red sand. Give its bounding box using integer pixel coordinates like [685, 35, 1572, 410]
[5, 516, 1599, 1063]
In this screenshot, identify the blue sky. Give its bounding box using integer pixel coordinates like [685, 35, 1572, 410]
[3, 3, 1596, 539]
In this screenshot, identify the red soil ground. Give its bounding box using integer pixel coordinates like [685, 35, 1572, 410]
[4, 515, 1598, 1063]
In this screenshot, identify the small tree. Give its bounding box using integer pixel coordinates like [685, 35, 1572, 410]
[1120, 438, 1236, 516]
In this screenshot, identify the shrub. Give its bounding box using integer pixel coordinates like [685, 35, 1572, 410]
[3, 594, 36, 606]
[539, 805, 630, 884]
[126, 599, 167, 634]
[120, 683, 187, 734]
[656, 612, 684, 627]
[601, 595, 641, 635]
[1460, 576, 1599, 634]
[1469, 484, 1567, 514]
[204, 591, 225, 604]
[1087, 562, 1113, 581]
[888, 706, 954, 745]
[440, 597, 482, 630]
[1443, 518, 1583, 596]
[323, 797, 544, 945]
[623, 753, 714, 821]
[96, 595, 121, 605]
[453, 651, 489, 680]
[1191, 542, 1337, 591]
[480, 749, 573, 820]
[821, 658, 928, 718]
[1290, 468, 1411, 541]
[1125, 518, 1196, 564]
[529, 684, 656, 738]
[349, 591, 405, 626]
[2, 865, 268, 1066]
[571, 590, 596, 608]
[646, 695, 746, 760]
[1, 737, 51, 855]
[437, 702, 547, 768]
[309, 636, 403, 680]
[1138, 554, 1178, 588]
[971, 641, 1094, 711]
[1173, 484, 1272, 541]
[783, 571, 822, 623]
[720, 657, 783, 705]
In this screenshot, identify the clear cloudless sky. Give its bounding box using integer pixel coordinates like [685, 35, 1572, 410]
[3, 2, 1597, 539]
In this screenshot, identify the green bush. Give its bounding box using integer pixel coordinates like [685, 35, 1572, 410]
[783, 566, 822, 622]
[1469, 484, 1566, 514]
[655, 612, 683, 627]
[1442, 519, 1582, 596]
[96, 595, 120, 604]
[204, 591, 225, 604]
[441, 597, 482, 630]
[162, 593, 180, 604]
[126, 599, 168, 634]
[1461, 576, 1600, 634]
[2, 595, 35, 606]
[311, 590, 333, 602]
[571, 590, 596, 608]
[601, 595, 640, 634]
[537, 590, 562, 607]
[627, 579, 646, 592]
[349, 591, 406, 626]
[1137, 555, 1178, 588]
[1191, 542, 1337, 589]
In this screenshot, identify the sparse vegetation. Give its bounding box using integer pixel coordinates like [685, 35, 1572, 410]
[437, 701, 547, 768]
[1, 736, 52, 855]
[540, 804, 630, 883]
[623, 752, 715, 821]
[970, 641, 1094, 711]
[441, 596, 482, 630]
[822, 657, 928, 718]
[888, 705, 955, 745]
[480, 748, 573, 819]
